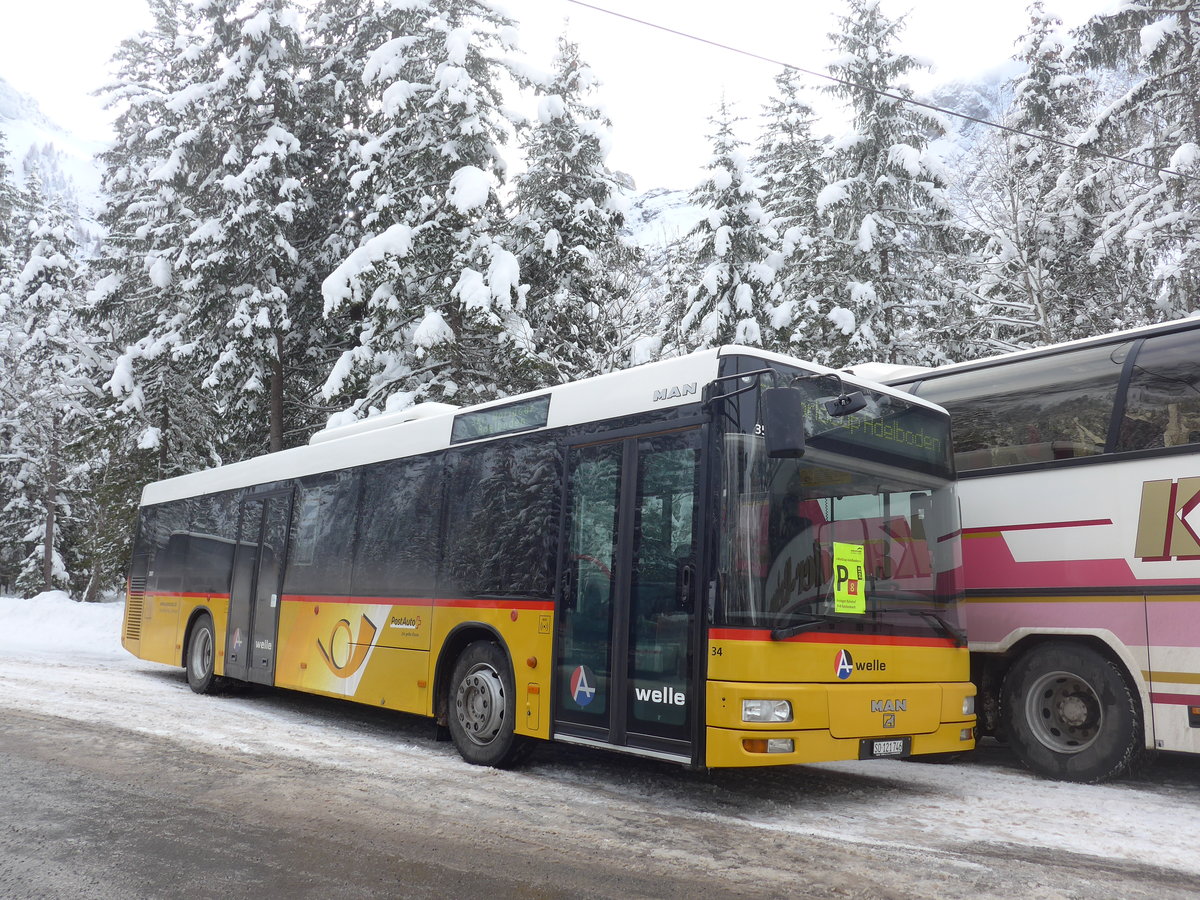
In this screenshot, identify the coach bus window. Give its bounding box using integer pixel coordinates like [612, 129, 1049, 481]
[442, 439, 561, 599]
[285, 470, 359, 598]
[1117, 330, 1200, 452]
[918, 342, 1129, 471]
[354, 458, 441, 599]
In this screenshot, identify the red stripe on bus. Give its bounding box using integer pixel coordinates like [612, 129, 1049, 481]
[962, 519, 1112, 535]
[280, 594, 553, 611]
[707, 628, 959, 648]
[146, 591, 229, 600]
[436, 598, 555, 611]
[282, 594, 433, 606]
[1150, 692, 1200, 706]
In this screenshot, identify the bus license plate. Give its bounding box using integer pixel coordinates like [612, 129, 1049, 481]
[859, 737, 911, 759]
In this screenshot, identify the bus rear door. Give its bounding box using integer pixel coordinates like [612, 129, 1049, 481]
[225, 489, 293, 685]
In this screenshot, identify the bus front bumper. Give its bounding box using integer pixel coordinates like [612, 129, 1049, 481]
[704, 680, 976, 768]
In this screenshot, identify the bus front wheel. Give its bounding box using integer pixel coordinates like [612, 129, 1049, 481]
[448, 640, 527, 767]
[186, 613, 224, 695]
[1001, 642, 1143, 783]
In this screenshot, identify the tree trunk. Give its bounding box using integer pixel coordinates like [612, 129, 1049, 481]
[41, 429, 60, 592]
[158, 394, 170, 477]
[270, 332, 285, 453]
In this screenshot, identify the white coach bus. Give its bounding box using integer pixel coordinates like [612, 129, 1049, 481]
[854, 318, 1200, 781]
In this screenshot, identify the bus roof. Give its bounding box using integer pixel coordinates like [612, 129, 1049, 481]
[842, 362, 932, 383]
[859, 315, 1200, 386]
[139, 345, 945, 507]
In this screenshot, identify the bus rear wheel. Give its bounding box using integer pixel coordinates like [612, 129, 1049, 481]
[448, 640, 527, 767]
[1001, 642, 1142, 783]
[186, 613, 224, 695]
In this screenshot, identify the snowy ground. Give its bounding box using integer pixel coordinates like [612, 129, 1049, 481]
[3, 593, 1200, 894]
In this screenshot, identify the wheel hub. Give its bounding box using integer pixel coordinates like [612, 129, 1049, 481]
[1027, 670, 1102, 753]
[455, 664, 506, 746]
[1057, 694, 1091, 728]
[191, 628, 212, 678]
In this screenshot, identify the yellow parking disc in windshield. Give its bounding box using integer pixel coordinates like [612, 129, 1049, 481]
[833, 542, 866, 614]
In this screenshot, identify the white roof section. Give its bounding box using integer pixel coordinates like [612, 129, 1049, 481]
[308, 402, 459, 445]
[139, 345, 945, 507]
[863, 315, 1200, 384]
[842, 362, 932, 383]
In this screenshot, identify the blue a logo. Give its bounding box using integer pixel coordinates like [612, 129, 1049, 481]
[835, 649, 854, 680]
[570, 665, 597, 707]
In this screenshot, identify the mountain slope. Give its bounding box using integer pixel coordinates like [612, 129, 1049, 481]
[0, 75, 105, 216]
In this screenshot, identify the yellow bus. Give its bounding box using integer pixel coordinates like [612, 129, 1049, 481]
[122, 347, 975, 768]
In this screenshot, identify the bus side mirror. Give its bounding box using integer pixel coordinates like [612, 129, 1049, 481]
[762, 388, 807, 458]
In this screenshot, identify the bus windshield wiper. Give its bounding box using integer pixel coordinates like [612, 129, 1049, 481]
[873, 607, 967, 647]
[770, 615, 836, 641]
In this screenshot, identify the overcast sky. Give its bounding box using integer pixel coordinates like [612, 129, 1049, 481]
[0, 0, 1112, 189]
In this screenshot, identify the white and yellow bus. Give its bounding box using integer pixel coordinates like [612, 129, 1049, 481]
[122, 347, 975, 768]
[854, 318, 1200, 782]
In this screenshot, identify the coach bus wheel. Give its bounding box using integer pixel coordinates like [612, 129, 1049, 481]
[1001, 642, 1142, 783]
[448, 641, 526, 768]
[186, 613, 224, 695]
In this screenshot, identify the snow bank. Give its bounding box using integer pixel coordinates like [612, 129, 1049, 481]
[0, 592, 126, 659]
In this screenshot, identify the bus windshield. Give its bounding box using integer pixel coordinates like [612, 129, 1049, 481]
[716, 370, 963, 640]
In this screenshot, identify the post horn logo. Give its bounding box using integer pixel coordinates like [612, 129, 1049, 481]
[317, 615, 378, 678]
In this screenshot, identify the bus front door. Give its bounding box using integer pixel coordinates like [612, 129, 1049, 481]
[554, 428, 702, 763]
[225, 489, 293, 685]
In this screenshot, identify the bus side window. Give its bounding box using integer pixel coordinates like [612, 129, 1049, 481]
[442, 438, 561, 599]
[128, 507, 156, 591]
[187, 491, 240, 594]
[1118, 330, 1200, 452]
[354, 458, 440, 599]
[286, 471, 360, 599]
[147, 500, 191, 592]
[919, 343, 1128, 472]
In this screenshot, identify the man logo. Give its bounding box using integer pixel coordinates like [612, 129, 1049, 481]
[835, 649, 854, 680]
[652, 382, 697, 402]
[1135, 477, 1200, 561]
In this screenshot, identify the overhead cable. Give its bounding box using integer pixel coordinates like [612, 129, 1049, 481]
[564, 0, 1199, 184]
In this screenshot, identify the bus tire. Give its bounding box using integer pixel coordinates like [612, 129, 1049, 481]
[1001, 642, 1142, 783]
[186, 613, 224, 695]
[448, 640, 527, 768]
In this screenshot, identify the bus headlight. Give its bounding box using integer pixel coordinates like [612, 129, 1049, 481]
[963, 696, 975, 716]
[742, 699, 793, 723]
